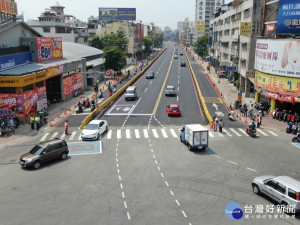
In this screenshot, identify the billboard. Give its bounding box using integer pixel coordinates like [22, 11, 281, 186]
[277, 0, 300, 35]
[36, 37, 63, 62]
[254, 39, 300, 77]
[240, 22, 252, 35]
[197, 0, 206, 31]
[63, 73, 82, 96]
[99, 8, 136, 21]
[0, 52, 32, 72]
[0, 0, 17, 15]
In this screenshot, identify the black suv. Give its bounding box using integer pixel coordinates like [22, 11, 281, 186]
[19, 139, 69, 169]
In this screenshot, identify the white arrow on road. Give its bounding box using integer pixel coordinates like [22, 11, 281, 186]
[215, 111, 224, 117]
[116, 107, 121, 111]
[123, 107, 131, 112]
[212, 103, 219, 110]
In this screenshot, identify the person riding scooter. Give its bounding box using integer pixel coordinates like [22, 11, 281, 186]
[76, 102, 83, 114]
[228, 110, 235, 121]
[246, 122, 256, 134]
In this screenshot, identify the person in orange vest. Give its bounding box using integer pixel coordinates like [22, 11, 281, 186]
[65, 120, 69, 135]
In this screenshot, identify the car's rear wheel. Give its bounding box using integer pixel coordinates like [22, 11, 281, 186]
[97, 133, 100, 140]
[33, 161, 41, 169]
[188, 145, 193, 151]
[60, 152, 68, 160]
[252, 184, 260, 194]
[105, 126, 108, 132]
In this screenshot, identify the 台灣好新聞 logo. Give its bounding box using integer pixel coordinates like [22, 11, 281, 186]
[225, 202, 243, 219]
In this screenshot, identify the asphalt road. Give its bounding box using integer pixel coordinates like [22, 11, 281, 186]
[0, 43, 300, 225]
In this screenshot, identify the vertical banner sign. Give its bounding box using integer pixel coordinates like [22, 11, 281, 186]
[36, 37, 63, 62]
[277, 0, 300, 35]
[208, 27, 213, 47]
[63, 73, 83, 96]
[136, 23, 141, 42]
[197, 0, 206, 31]
[213, 32, 218, 42]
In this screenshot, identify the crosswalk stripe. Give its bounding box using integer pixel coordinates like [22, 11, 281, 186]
[161, 129, 168, 138]
[216, 132, 224, 137]
[69, 131, 76, 140]
[209, 131, 215, 137]
[170, 129, 178, 138]
[78, 134, 82, 140]
[238, 128, 247, 136]
[257, 129, 268, 136]
[152, 129, 159, 138]
[107, 130, 112, 139]
[222, 128, 232, 137]
[51, 132, 59, 139]
[230, 128, 242, 136]
[267, 130, 278, 136]
[143, 129, 149, 138]
[126, 129, 131, 139]
[117, 129, 121, 139]
[40, 133, 49, 141]
[60, 133, 66, 139]
[135, 129, 140, 138]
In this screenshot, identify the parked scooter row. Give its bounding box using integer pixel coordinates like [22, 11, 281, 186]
[273, 109, 300, 123]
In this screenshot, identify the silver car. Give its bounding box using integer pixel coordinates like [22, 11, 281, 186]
[81, 120, 108, 140]
[165, 86, 176, 96]
[252, 175, 300, 213]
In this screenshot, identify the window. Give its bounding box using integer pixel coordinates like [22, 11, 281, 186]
[244, 9, 250, 18]
[266, 180, 277, 189]
[43, 27, 50, 33]
[232, 29, 235, 35]
[288, 189, 297, 200]
[275, 183, 286, 194]
[242, 43, 248, 51]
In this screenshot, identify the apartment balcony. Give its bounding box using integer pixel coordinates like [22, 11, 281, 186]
[240, 51, 249, 61]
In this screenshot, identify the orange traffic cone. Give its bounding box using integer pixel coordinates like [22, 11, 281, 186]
[210, 121, 213, 129]
[69, 107, 71, 111]
[57, 114, 60, 118]
[64, 111, 66, 115]
[49, 122, 53, 127]
[244, 117, 248, 124]
[74, 104, 76, 109]
[239, 114, 242, 120]
[51, 116, 54, 121]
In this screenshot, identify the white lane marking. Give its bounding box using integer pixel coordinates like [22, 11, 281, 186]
[247, 167, 257, 172]
[69, 131, 76, 140]
[60, 133, 66, 139]
[165, 181, 169, 187]
[213, 155, 221, 159]
[144, 88, 148, 92]
[157, 166, 161, 171]
[150, 81, 152, 85]
[143, 129, 149, 138]
[152, 129, 159, 138]
[122, 192, 125, 198]
[107, 130, 112, 139]
[151, 149, 153, 152]
[155, 160, 158, 164]
[176, 199, 180, 206]
[229, 128, 242, 136]
[153, 154, 156, 159]
[161, 172, 164, 178]
[117, 129, 121, 139]
[182, 210, 187, 218]
[227, 160, 238, 165]
[120, 183, 123, 189]
[257, 129, 268, 136]
[267, 130, 278, 136]
[119, 175, 122, 181]
[124, 201, 127, 209]
[177, 96, 179, 101]
[135, 129, 140, 138]
[127, 212, 131, 220]
[78, 134, 82, 140]
[222, 128, 232, 137]
[51, 132, 59, 139]
[178, 80, 179, 84]
[161, 129, 168, 138]
[40, 133, 49, 141]
[170, 190, 174, 195]
[178, 87, 179, 91]
[209, 131, 215, 137]
[238, 128, 248, 135]
[217, 132, 224, 137]
[170, 129, 178, 138]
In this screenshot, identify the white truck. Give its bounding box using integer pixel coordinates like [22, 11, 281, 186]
[180, 124, 209, 151]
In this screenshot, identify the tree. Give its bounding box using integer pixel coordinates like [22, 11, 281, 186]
[103, 46, 127, 72]
[194, 35, 209, 59]
[102, 28, 128, 52]
[90, 35, 104, 50]
[154, 33, 164, 48]
[143, 36, 153, 56]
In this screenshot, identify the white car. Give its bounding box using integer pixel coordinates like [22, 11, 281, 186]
[81, 120, 108, 140]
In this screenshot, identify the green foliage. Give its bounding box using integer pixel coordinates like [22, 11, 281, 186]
[143, 36, 153, 56]
[103, 46, 127, 72]
[90, 35, 104, 50]
[194, 35, 209, 58]
[154, 33, 164, 48]
[102, 28, 128, 52]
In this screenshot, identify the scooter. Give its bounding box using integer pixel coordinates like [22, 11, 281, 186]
[228, 111, 235, 121]
[286, 122, 293, 133]
[292, 124, 298, 135]
[246, 127, 257, 138]
[91, 104, 95, 111]
[76, 104, 83, 114]
[292, 135, 300, 142]
[249, 111, 256, 121]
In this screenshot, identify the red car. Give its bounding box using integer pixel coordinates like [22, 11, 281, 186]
[166, 104, 181, 116]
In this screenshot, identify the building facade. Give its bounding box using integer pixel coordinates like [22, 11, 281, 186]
[209, 0, 263, 98]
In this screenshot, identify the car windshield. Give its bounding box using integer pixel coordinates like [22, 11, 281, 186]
[126, 90, 135, 94]
[167, 87, 174, 91]
[147, 72, 154, 76]
[29, 145, 45, 155]
[85, 124, 98, 130]
[170, 107, 179, 111]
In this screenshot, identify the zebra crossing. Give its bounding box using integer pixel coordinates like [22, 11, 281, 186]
[39, 127, 279, 142]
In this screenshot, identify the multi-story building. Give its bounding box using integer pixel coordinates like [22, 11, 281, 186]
[209, 0, 263, 98]
[195, 0, 224, 40]
[26, 2, 90, 45]
[177, 18, 194, 46]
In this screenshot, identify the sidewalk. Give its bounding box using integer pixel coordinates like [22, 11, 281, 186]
[189, 49, 286, 133]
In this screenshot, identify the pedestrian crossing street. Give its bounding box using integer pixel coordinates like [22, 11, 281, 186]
[39, 127, 279, 142]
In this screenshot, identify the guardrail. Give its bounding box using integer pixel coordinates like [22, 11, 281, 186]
[79, 48, 167, 129]
[184, 49, 213, 124]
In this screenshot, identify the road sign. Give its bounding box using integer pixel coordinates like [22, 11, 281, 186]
[226, 66, 237, 72]
[105, 69, 113, 76]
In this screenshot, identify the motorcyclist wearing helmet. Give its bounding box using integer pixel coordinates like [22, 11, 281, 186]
[249, 122, 256, 132]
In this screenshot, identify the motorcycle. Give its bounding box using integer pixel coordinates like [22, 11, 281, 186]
[292, 135, 300, 142]
[76, 104, 83, 114]
[286, 122, 293, 133]
[249, 111, 256, 121]
[246, 127, 257, 138]
[292, 124, 298, 135]
[228, 111, 235, 121]
[91, 104, 95, 111]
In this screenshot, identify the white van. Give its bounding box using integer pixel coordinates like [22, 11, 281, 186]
[125, 86, 137, 101]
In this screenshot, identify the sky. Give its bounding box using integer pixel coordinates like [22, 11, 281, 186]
[16, 0, 231, 30]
